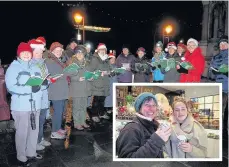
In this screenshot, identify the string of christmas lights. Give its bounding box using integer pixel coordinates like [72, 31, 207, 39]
[59, 2, 202, 27]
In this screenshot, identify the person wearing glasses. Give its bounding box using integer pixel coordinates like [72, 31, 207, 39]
[176, 38, 205, 82]
[116, 92, 171, 158]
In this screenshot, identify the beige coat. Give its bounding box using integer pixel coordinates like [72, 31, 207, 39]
[164, 114, 207, 158]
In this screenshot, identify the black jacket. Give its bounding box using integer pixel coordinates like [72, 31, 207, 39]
[116, 115, 165, 158]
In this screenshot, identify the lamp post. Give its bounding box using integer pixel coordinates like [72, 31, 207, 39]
[163, 25, 173, 44]
[74, 13, 85, 44]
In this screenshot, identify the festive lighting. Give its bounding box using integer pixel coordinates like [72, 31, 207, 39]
[74, 13, 83, 24]
[76, 25, 111, 32]
[165, 25, 173, 34]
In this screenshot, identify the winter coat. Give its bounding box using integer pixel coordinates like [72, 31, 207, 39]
[116, 53, 135, 83]
[45, 53, 69, 100]
[116, 114, 165, 158]
[151, 52, 166, 81]
[68, 58, 92, 98]
[5, 58, 42, 112]
[161, 53, 182, 83]
[132, 56, 151, 83]
[85, 52, 93, 62]
[164, 114, 207, 158]
[104, 64, 117, 107]
[179, 47, 205, 82]
[209, 49, 228, 93]
[89, 55, 112, 97]
[31, 58, 49, 109]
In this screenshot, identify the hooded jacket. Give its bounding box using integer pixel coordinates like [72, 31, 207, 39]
[5, 58, 42, 111]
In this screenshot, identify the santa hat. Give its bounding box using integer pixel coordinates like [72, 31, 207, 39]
[177, 43, 187, 51]
[49, 42, 63, 52]
[97, 43, 107, 50]
[28, 39, 45, 51]
[136, 47, 146, 53]
[165, 42, 177, 52]
[36, 37, 46, 46]
[108, 50, 115, 59]
[187, 38, 198, 46]
[17, 42, 33, 57]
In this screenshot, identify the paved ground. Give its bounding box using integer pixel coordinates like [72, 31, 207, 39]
[0, 118, 228, 167]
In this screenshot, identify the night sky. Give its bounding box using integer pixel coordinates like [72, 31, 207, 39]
[0, 1, 203, 64]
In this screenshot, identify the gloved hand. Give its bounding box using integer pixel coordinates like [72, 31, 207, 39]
[157, 64, 162, 68]
[165, 66, 170, 72]
[151, 66, 156, 71]
[32, 86, 40, 93]
[42, 79, 48, 86]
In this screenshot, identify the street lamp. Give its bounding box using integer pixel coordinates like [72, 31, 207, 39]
[163, 25, 173, 44]
[74, 13, 85, 44]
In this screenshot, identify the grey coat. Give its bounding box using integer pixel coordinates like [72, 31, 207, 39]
[161, 53, 182, 83]
[89, 55, 112, 97]
[45, 53, 69, 100]
[69, 59, 92, 98]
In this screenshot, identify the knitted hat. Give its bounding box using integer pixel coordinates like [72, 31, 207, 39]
[97, 43, 107, 50]
[49, 42, 63, 52]
[165, 42, 177, 52]
[177, 43, 187, 51]
[137, 47, 146, 53]
[36, 37, 46, 46]
[17, 42, 33, 57]
[108, 50, 115, 58]
[187, 38, 198, 46]
[28, 39, 45, 51]
[219, 35, 228, 45]
[155, 41, 163, 49]
[134, 92, 158, 113]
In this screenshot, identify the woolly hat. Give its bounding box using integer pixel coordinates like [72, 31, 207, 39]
[36, 37, 46, 46]
[97, 43, 107, 50]
[49, 42, 63, 52]
[108, 50, 115, 58]
[165, 42, 177, 52]
[17, 42, 33, 57]
[28, 39, 45, 51]
[137, 47, 146, 53]
[134, 92, 158, 113]
[155, 41, 163, 49]
[74, 45, 87, 55]
[219, 35, 228, 45]
[177, 43, 187, 51]
[187, 38, 198, 46]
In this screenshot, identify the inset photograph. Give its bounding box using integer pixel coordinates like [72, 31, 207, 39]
[113, 83, 222, 161]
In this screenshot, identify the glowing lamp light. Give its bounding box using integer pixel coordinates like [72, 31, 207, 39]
[86, 43, 91, 48]
[74, 13, 83, 24]
[165, 25, 173, 34]
[77, 34, 81, 41]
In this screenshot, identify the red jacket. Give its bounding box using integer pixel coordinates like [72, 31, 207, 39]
[180, 47, 205, 82]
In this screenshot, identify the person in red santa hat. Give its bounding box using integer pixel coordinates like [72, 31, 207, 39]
[5, 42, 44, 166]
[177, 43, 187, 58]
[177, 38, 205, 82]
[162, 42, 182, 83]
[28, 38, 54, 151]
[89, 43, 112, 122]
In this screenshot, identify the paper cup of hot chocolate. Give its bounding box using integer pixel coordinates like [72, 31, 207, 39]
[177, 135, 187, 146]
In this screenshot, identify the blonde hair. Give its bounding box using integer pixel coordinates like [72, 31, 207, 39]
[172, 96, 189, 111]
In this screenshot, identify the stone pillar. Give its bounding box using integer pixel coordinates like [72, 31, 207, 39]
[225, 10, 228, 36]
[201, 2, 210, 42]
[213, 9, 219, 39]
